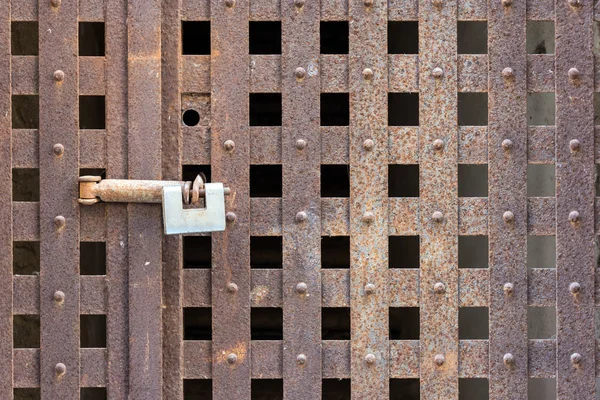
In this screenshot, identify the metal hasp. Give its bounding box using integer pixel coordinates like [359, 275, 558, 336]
[78, 175, 229, 235]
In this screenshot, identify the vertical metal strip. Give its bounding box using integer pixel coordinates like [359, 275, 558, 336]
[127, 0, 163, 398]
[487, 0, 528, 398]
[418, 1, 458, 398]
[161, 0, 183, 398]
[211, 0, 251, 397]
[555, 0, 595, 398]
[106, 0, 129, 397]
[38, 0, 80, 397]
[281, 0, 321, 396]
[348, 0, 389, 396]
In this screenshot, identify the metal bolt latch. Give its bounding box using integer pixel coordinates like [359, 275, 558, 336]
[78, 175, 230, 235]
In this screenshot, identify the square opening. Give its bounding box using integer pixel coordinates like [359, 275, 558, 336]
[250, 165, 282, 197]
[251, 380, 283, 399]
[249, 21, 281, 54]
[80, 315, 107, 348]
[14, 389, 40, 400]
[12, 168, 39, 201]
[527, 21, 555, 54]
[595, 93, 600, 125]
[388, 93, 419, 126]
[251, 308, 282, 340]
[527, 236, 555, 269]
[81, 388, 107, 400]
[184, 236, 211, 269]
[80, 242, 106, 275]
[388, 21, 418, 54]
[320, 21, 348, 54]
[527, 93, 555, 126]
[389, 236, 420, 268]
[458, 22, 487, 54]
[321, 93, 349, 126]
[389, 307, 419, 339]
[323, 379, 350, 400]
[527, 164, 555, 197]
[528, 307, 556, 339]
[322, 307, 350, 340]
[459, 379, 489, 400]
[183, 164, 211, 183]
[80, 168, 106, 179]
[389, 164, 419, 197]
[12, 95, 39, 129]
[79, 22, 105, 56]
[250, 93, 282, 126]
[182, 21, 210, 55]
[14, 315, 40, 348]
[458, 236, 488, 268]
[458, 164, 488, 197]
[251, 236, 282, 269]
[458, 93, 488, 126]
[528, 379, 556, 400]
[322, 236, 350, 268]
[458, 307, 489, 339]
[14, 241, 40, 275]
[390, 379, 420, 399]
[184, 308, 212, 340]
[184, 379, 212, 400]
[80, 96, 106, 129]
[11, 22, 38, 55]
[321, 165, 349, 197]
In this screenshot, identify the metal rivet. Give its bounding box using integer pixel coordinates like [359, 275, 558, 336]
[53, 143, 64, 156]
[571, 353, 582, 365]
[362, 68, 374, 80]
[434, 354, 445, 366]
[225, 0, 235, 7]
[295, 67, 306, 80]
[296, 139, 307, 150]
[569, 282, 581, 294]
[502, 67, 514, 78]
[294, 0, 305, 7]
[55, 363, 66, 376]
[433, 139, 444, 151]
[223, 140, 235, 152]
[296, 282, 308, 294]
[501, 0, 512, 7]
[502, 139, 513, 151]
[432, 211, 444, 223]
[364, 283, 376, 295]
[363, 139, 375, 151]
[568, 67, 580, 80]
[50, 0, 61, 7]
[434, 282, 446, 294]
[362, 212, 375, 224]
[503, 282, 514, 296]
[53, 290, 65, 303]
[297, 354, 307, 365]
[568, 210, 580, 223]
[363, 0, 373, 7]
[432, 67, 444, 78]
[503, 211, 514, 223]
[53, 70, 65, 82]
[365, 354, 376, 365]
[227, 283, 238, 294]
[569, 139, 581, 152]
[226, 212, 237, 223]
[227, 353, 237, 364]
[568, 0, 581, 7]
[503, 353, 515, 366]
[295, 211, 307, 223]
[54, 215, 66, 230]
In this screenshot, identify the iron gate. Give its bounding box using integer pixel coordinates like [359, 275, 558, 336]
[2, 0, 600, 398]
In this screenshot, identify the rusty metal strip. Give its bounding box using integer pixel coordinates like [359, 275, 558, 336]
[348, 0, 389, 396]
[281, 0, 321, 396]
[127, 0, 163, 398]
[38, 0, 80, 398]
[487, 0, 528, 398]
[418, 0, 458, 398]
[210, 0, 251, 397]
[555, 0, 596, 398]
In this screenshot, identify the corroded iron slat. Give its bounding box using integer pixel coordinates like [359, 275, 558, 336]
[38, 0, 80, 398]
[281, 0, 322, 396]
[348, 0, 389, 396]
[127, 0, 163, 398]
[488, 0, 528, 398]
[210, 0, 251, 397]
[555, 0, 596, 398]
[418, 0, 458, 398]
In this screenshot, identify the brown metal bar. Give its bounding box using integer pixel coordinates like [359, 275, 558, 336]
[349, 0, 389, 396]
[210, 0, 251, 397]
[38, 0, 80, 397]
[127, 0, 163, 398]
[418, 0, 458, 398]
[555, 0, 596, 398]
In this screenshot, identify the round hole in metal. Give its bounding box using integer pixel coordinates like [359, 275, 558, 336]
[182, 109, 200, 126]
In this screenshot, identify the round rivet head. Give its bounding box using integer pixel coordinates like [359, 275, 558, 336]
[362, 68, 374, 80]
[501, 0, 512, 7]
[227, 283, 238, 294]
[434, 354, 445, 366]
[503, 353, 515, 366]
[432, 211, 444, 223]
[295, 211, 307, 223]
[434, 282, 446, 294]
[226, 212, 237, 223]
[227, 353, 237, 364]
[50, 0, 61, 6]
[362, 212, 375, 224]
[568, 0, 581, 7]
[296, 282, 308, 294]
[54, 215, 66, 230]
[296, 139, 307, 150]
[223, 140, 235, 152]
[502, 67, 514, 78]
[294, 0, 305, 7]
[569, 139, 581, 152]
[568, 67, 581, 80]
[503, 211, 514, 223]
[363, 139, 375, 151]
[53, 70, 64, 82]
[297, 354, 307, 365]
[502, 139, 513, 151]
[365, 354, 376, 365]
[364, 283, 376, 295]
[55, 363, 66, 376]
[295, 67, 306, 79]
[363, 0, 373, 7]
[225, 0, 235, 7]
[503, 282, 514, 296]
[53, 290, 65, 303]
[432, 67, 444, 78]
[53, 143, 64, 156]
[569, 282, 581, 294]
[571, 353, 582, 365]
[433, 139, 444, 151]
[568, 210, 579, 223]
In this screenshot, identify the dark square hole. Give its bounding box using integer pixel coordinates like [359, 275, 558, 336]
[390, 307, 419, 339]
[389, 164, 419, 197]
[80, 96, 106, 129]
[184, 308, 212, 340]
[11, 22, 38, 55]
[388, 21, 418, 54]
[321, 165, 349, 197]
[459, 379, 489, 400]
[528, 378, 556, 400]
[389, 93, 419, 126]
[390, 379, 420, 400]
[527, 21, 555, 54]
[528, 236, 555, 269]
[184, 379, 212, 400]
[323, 379, 350, 400]
[14, 389, 40, 400]
[458, 164, 488, 197]
[458, 22, 488, 54]
[79, 22, 105, 56]
[12, 168, 39, 201]
[80, 168, 106, 179]
[182, 21, 210, 55]
[250, 21, 281, 54]
[250, 165, 282, 197]
[251, 380, 283, 399]
[14, 315, 39, 348]
[182, 164, 211, 185]
[389, 236, 420, 268]
[458, 307, 489, 339]
[320, 21, 348, 54]
[527, 93, 555, 126]
[251, 236, 282, 269]
[81, 388, 107, 400]
[321, 93, 349, 126]
[81, 315, 107, 348]
[458, 236, 488, 268]
[14, 241, 40, 275]
[528, 307, 556, 339]
[184, 236, 211, 269]
[458, 93, 488, 126]
[250, 93, 282, 126]
[251, 308, 282, 340]
[81, 242, 106, 275]
[12, 95, 39, 129]
[322, 236, 350, 269]
[322, 307, 350, 340]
